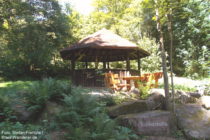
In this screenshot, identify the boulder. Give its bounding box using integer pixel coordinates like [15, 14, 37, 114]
[108, 100, 148, 117]
[147, 91, 165, 110]
[117, 110, 175, 136]
[188, 92, 202, 98]
[150, 88, 165, 97]
[175, 104, 210, 139]
[176, 90, 197, 104]
[108, 95, 164, 117]
[199, 96, 210, 110]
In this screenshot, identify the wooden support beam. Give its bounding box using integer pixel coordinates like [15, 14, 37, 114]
[138, 59, 141, 76]
[126, 57, 130, 70]
[137, 53, 141, 75]
[103, 62, 106, 69]
[85, 61, 88, 69]
[71, 60, 75, 71]
[107, 62, 110, 69]
[95, 62, 99, 69]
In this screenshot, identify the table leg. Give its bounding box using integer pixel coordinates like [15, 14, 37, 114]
[134, 81, 139, 88]
[126, 80, 131, 91]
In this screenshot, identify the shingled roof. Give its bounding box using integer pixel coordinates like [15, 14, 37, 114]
[60, 29, 150, 62]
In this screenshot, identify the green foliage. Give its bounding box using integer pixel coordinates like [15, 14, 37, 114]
[172, 130, 185, 139]
[0, 95, 14, 121]
[137, 82, 150, 99]
[25, 78, 72, 113]
[82, 0, 209, 78]
[55, 90, 138, 140]
[0, 0, 74, 78]
[0, 121, 45, 139]
[1, 79, 138, 139]
[99, 93, 139, 106]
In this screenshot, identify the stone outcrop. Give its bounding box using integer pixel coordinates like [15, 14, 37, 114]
[147, 91, 165, 110]
[108, 91, 165, 117]
[176, 90, 198, 104]
[149, 88, 165, 97]
[108, 100, 148, 117]
[199, 96, 210, 110]
[175, 104, 210, 140]
[117, 110, 175, 136]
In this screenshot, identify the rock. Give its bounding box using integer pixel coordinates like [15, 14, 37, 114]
[188, 92, 202, 98]
[199, 96, 210, 109]
[142, 136, 178, 140]
[150, 88, 165, 97]
[175, 104, 210, 139]
[129, 88, 140, 95]
[108, 96, 164, 117]
[117, 110, 175, 136]
[176, 90, 197, 104]
[147, 91, 165, 110]
[108, 100, 148, 117]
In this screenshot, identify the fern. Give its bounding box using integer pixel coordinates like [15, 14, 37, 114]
[55, 91, 138, 140]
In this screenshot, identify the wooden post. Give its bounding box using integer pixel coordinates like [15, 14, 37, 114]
[85, 61, 88, 69]
[95, 62, 99, 69]
[71, 60, 75, 84]
[71, 60, 75, 71]
[95, 57, 98, 69]
[103, 62, 106, 69]
[126, 57, 130, 71]
[137, 53, 141, 76]
[107, 62, 110, 69]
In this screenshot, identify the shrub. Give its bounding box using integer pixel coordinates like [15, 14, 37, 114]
[25, 78, 72, 113]
[0, 121, 45, 139]
[55, 91, 138, 140]
[0, 96, 16, 121]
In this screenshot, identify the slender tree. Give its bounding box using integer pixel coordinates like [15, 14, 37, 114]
[154, 0, 170, 110]
[167, 7, 175, 112]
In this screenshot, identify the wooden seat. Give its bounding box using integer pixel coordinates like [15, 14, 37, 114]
[153, 72, 163, 88]
[104, 73, 130, 92]
[141, 72, 163, 88]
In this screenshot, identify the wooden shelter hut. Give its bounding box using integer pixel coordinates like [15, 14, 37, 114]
[60, 29, 150, 87]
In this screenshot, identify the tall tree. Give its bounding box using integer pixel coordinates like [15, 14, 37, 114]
[0, 0, 73, 77]
[167, 6, 175, 111]
[154, 0, 170, 109]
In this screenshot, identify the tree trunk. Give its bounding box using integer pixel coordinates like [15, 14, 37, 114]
[167, 11, 175, 112]
[155, 3, 170, 110]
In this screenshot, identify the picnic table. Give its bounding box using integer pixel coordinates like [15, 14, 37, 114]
[122, 76, 144, 89]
